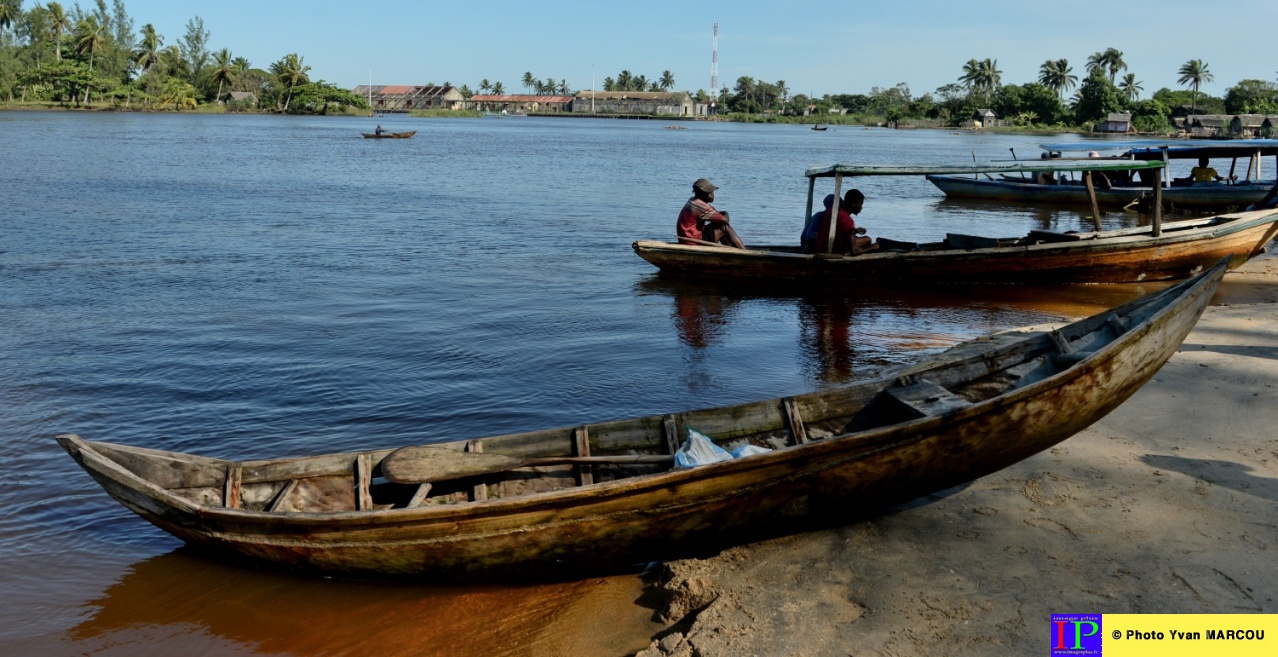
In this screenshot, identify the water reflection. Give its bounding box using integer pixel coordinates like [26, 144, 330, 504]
[641, 275, 1171, 387]
[68, 548, 663, 657]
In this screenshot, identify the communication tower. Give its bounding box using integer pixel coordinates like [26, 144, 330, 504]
[710, 23, 718, 104]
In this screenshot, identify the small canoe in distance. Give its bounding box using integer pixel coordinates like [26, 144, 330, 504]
[57, 262, 1226, 580]
[361, 130, 417, 139]
[811, 125, 828, 131]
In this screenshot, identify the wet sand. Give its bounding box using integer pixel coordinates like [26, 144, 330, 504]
[636, 254, 1278, 657]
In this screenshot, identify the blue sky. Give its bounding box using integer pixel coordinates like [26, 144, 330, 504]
[71, 0, 1278, 98]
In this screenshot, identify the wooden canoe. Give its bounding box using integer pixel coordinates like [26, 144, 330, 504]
[927, 174, 1276, 210]
[58, 262, 1225, 580]
[635, 209, 1278, 285]
[361, 130, 417, 139]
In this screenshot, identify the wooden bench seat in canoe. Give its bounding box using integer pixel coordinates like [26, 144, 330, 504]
[1026, 229, 1086, 243]
[944, 233, 1015, 249]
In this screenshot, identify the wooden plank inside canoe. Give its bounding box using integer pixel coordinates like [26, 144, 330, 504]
[886, 380, 973, 417]
[379, 446, 675, 484]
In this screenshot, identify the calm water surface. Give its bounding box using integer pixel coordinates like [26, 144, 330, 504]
[1, 111, 1176, 656]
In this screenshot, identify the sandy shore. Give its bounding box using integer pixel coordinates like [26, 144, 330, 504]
[636, 254, 1278, 657]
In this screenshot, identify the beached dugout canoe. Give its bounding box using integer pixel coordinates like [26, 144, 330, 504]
[58, 262, 1225, 580]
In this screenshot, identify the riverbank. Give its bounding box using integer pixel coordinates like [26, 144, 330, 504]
[634, 252, 1278, 657]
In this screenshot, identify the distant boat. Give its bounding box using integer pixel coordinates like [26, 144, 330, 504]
[811, 125, 828, 131]
[361, 130, 417, 139]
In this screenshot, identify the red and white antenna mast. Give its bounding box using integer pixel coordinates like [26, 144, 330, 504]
[710, 23, 719, 100]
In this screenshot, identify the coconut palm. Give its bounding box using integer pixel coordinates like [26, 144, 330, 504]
[558, 79, 568, 95]
[231, 56, 250, 73]
[959, 59, 980, 92]
[158, 77, 198, 110]
[1102, 48, 1127, 83]
[208, 48, 235, 104]
[134, 23, 162, 74]
[1177, 59, 1214, 115]
[47, 2, 70, 61]
[1085, 51, 1105, 78]
[1119, 73, 1143, 102]
[775, 80, 789, 105]
[634, 74, 648, 91]
[479, 79, 491, 94]
[275, 52, 311, 111]
[492, 81, 504, 95]
[521, 71, 534, 94]
[0, 0, 18, 35]
[74, 17, 104, 104]
[616, 70, 632, 91]
[961, 58, 1000, 103]
[543, 77, 554, 96]
[659, 70, 675, 91]
[1038, 58, 1078, 99]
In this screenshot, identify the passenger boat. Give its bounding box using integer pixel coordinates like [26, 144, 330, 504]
[361, 130, 417, 139]
[59, 262, 1225, 580]
[634, 163, 1278, 285]
[928, 140, 1278, 210]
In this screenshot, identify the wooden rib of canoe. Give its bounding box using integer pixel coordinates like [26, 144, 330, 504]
[57, 261, 1225, 580]
[634, 209, 1278, 285]
[361, 130, 416, 139]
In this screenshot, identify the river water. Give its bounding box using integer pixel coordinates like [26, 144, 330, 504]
[1, 111, 1179, 656]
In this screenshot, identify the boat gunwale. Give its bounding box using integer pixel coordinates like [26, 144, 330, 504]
[59, 261, 1225, 529]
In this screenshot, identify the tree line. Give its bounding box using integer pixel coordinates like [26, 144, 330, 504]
[0, 0, 365, 113]
[711, 47, 1278, 132]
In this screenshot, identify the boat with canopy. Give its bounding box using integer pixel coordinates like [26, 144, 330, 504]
[927, 140, 1278, 210]
[633, 161, 1278, 285]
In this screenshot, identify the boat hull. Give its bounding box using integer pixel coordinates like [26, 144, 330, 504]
[59, 264, 1223, 580]
[928, 174, 1275, 210]
[361, 131, 417, 139]
[634, 211, 1278, 285]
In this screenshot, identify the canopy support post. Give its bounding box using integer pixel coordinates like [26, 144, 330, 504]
[1161, 146, 1170, 189]
[1084, 171, 1103, 231]
[1153, 175, 1163, 237]
[826, 174, 843, 254]
[1229, 157, 1238, 185]
[804, 176, 815, 230]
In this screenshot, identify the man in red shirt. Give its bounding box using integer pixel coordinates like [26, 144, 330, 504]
[814, 189, 879, 255]
[677, 178, 745, 248]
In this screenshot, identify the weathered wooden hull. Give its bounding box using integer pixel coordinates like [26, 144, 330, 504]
[58, 264, 1224, 580]
[928, 174, 1275, 210]
[634, 211, 1278, 285]
[361, 131, 417, 139]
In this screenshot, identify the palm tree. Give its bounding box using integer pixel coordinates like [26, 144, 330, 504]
[135, 23, 162, 75]
[208, 48, 235, 104]
[492, 81, 504, 95]
[634, 74, 648, 91]
[1102, 48, 1127, 83]
[1119, 73, 1143, 102]
[616, 70, 632, 91]
[1085, 51, 1105, 78]
[158, 77, 198, 110]
[479, 79, 491, 94]
[775, 80, 789, 106]
[558, 79, 568, 95]
[75, 17, 104, 105]
[1177, 59, 1214, 115]
[961, 58, 1000, 104]
[521, 71, 534, 94]
[659, 70, 675, 91]
[1038, 59, 1077, 99]
[275, 52, 311, 111]
[231, 56, 250, 73]
[48, 2, 70, 61]
[959, 59, 980, 92]
[0, 0, 18, 35]
[543, 77, 554, 96]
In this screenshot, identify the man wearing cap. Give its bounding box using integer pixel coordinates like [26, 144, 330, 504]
[677, 178, 745, 249]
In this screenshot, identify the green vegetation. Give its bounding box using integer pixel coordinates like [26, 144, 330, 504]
[713, 48, 1265, 135]
[0, 0, 365, 114]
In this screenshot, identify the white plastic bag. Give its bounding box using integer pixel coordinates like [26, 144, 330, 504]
[730, 444, 772, 459]
[674, 427, 734, 469]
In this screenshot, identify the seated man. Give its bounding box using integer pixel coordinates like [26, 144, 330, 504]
[812, 189, 880, 256]
[677, 178, 744, 248]
[1189, 157, 1234, 184]
[800, 194, 835, 253]
[1036, 170, 1057, 185]
[375, 125, 385, 136]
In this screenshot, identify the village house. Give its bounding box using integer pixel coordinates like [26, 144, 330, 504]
[972, 108, 997, 128]
[1093, 112, 1133, 133]
[571, 91, 693, 116]
[1229, 114, 1278, 138]
[351, 85, 466, 112]
[1186, 115, 1228, 138]
[468, 95, 574, 113]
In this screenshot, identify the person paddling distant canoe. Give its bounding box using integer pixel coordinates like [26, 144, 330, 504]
[375, 125, 386, 136]
[677, 178, 745, 249]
